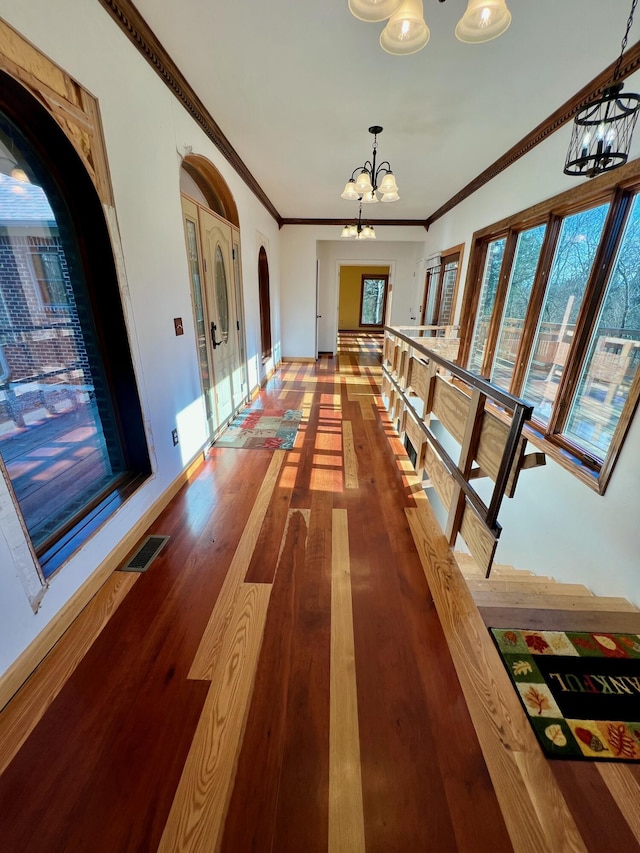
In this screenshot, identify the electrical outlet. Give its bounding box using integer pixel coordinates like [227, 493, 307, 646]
[171, 428, 179, 446]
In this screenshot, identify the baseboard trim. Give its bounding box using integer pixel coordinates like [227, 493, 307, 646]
[281, 356, 316, 363]
[0, 449, 206, 713]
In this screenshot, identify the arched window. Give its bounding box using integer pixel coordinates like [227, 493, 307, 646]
[0, 70, 150, 577]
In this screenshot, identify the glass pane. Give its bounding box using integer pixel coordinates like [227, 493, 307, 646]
[491, 224, 546, 390]
[565, 195, 640, 458]
[467, 237, 506, 374]
[0, 110, 125, 559]
[521, 204, 609, 424]
[215, 244, 229, 341]
[186, 219, 213, 424]
[424, 267, 440, 325]
[438, 261, 458, 325]
[361, 278, 386, 325]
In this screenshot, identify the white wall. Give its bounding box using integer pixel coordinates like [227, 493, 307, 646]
[0, 0, 282, 677]
[281, 225, 426, 358]
[425, 121, 640, 606]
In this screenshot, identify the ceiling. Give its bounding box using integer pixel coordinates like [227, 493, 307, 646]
[129, 0, 640, 223]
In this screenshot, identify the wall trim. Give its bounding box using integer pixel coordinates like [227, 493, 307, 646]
[281, 356, 316, 363]
[0, 450, 206, 713]
[280, 218, 427, 228]
[426, 39, 640, 228]
[91, 6, 640, 231]
[95, 0, 281, 223]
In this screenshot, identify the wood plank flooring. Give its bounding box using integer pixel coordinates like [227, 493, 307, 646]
[0, 332, 638, 851]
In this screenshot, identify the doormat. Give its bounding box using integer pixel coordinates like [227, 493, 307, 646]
[491, 628, 640, 761]
[215, 408, 302, 450]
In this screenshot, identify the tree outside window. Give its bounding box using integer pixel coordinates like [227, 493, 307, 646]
[360, 275, 388, 326]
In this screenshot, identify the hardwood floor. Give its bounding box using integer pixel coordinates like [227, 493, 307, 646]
[0, 332, 639, 851]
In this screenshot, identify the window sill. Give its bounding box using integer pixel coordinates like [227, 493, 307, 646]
[38, 473, 149, 579]
[522, 425, 604, 494]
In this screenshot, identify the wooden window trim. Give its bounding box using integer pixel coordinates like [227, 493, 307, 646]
[420, 245, 464, 327]
[458, 157, 640, 495]
[360, 274, 389, 327]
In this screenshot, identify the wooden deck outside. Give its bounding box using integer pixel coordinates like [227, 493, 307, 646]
[0, 332, 639, 852]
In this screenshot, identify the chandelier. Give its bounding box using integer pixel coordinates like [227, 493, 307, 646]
[340, 126, 399, 204]
[564, 0, 640, 178]
[348, 0, 511, 56]
[341, 204, 376, 239]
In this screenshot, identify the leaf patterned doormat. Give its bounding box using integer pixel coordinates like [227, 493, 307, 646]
[491, 628, 640, 761]
[215, 408, 302, 450]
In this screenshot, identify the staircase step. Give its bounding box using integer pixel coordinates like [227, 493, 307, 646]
[479, 607, 640, 635]
[487, 572, 557, 584]
[474, 592, 640, 614]
[466, 580, 592, 597]
[473, 591, 637, 612]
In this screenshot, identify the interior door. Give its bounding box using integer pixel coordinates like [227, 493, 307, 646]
[199, 208, 239, 429]
[181, 196, 218, 438]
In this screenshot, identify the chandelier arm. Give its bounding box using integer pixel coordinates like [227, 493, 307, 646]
[374, 160, 393, 180]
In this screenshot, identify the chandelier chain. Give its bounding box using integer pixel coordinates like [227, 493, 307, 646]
[614, 0, 638, 82]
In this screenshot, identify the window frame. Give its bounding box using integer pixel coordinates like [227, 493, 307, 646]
[359, 274, 389, 327]
[28, 247, 69, 309]
[420, 245, 464, 327]
[0, 51, 151, 578]
[458, 161, 640, 495]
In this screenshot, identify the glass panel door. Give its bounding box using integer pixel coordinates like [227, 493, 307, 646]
[199, 208, 239, 429]
[182, 196, 218, 438]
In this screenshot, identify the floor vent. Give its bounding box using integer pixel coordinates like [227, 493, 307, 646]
[120, 535, 169, 573]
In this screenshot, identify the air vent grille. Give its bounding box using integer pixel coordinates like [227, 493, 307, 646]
[121, 535, 169, 572]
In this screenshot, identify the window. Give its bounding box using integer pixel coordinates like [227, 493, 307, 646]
[214, 244, 229, 343]
[491, 224, 546, 389]
[421, 247, 463, 327]
[520, 204, 609, 424]
[468, 237, 506, 373]
[360, 275, 388, 326]
[459, 167, 640, 493]
[0, 68, 150, 577]
[29, 249, 68, 308]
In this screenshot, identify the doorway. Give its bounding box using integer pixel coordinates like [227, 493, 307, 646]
[258, 245, 272, 367]
[338, 264, 390, 331]
[180, 159, 247, 440]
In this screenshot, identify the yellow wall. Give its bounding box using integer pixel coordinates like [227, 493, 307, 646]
[338, 265, 389, 330]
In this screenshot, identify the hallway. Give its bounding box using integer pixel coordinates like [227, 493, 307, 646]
[0, 334, 638, 852]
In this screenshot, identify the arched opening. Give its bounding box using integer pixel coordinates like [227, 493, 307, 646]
[180, 155, 247, 440]
[0, 69, 150, 577]
[181, 154, 239, 227]
[258, 246, 272, 363]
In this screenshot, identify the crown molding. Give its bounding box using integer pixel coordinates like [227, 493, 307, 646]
[280, 218, 427, 228]
[96, 3, 640, 232]
[96, 0, 282, 224]
[426, 39, 640, 228]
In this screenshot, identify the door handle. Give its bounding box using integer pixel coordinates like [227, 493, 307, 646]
[211, 322, 222, 349]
